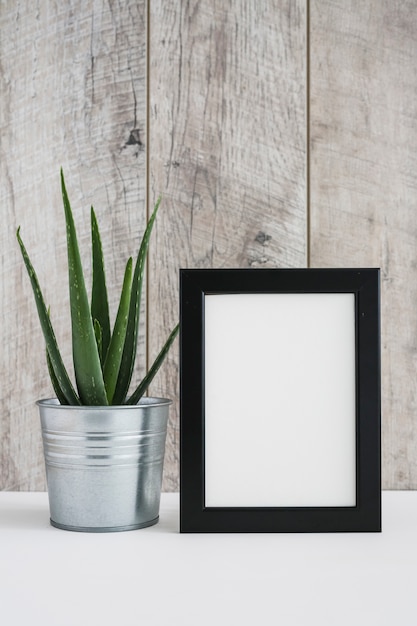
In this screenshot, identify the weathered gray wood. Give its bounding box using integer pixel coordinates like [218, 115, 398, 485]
[0, 0, 147, 490]
[148, 0, 307, 490]
[8, 0, 415, 494]
[310, 0, 417, 488]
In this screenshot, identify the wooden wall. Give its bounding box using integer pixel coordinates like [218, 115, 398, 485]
[1, 0, 416, 491]
[310, 0, 417, 488]
[1, 0, 148, 489]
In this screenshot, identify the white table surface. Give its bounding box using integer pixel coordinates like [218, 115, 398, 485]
[1, 491, 416, 626]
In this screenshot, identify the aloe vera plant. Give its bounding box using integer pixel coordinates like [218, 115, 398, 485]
[17, 170, 178, 406]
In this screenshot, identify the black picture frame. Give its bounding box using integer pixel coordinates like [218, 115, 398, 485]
[180, 268, 381, 533]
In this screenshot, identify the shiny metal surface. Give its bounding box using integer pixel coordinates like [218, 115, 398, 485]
[37, 398, 170, 532]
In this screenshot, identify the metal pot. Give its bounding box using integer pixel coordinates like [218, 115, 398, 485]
[37, 397, 170, 532]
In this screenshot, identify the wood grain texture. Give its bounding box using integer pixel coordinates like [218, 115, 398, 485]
[310, 0, 417, 488]
[6, 0, 415, 494]
[148, 0, 307, 490]
[0, 0, 147, 490]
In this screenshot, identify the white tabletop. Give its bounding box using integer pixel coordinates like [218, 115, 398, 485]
[1, 491, 416, 626]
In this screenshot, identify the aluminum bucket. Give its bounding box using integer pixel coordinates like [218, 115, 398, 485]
[37, 397, 170, 532]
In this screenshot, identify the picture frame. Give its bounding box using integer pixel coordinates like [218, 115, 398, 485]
[180, 268, 381, 533]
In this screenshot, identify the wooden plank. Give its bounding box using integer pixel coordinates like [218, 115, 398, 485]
[310, 0, 417, 488]
[0, 0, 147, 490]
[148, 0, 307, 490]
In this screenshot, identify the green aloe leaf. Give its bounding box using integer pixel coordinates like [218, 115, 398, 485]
[46, 349, 69, 405]
[93, 319, 103, 363]
[103, 257, 133, 404]
[112, 197, 161, 405]
[126, 323, 179, 405]
[61, 169, 108, 405]
[16, 228, 80, 405]
[46, 307, 69, 405]
[91, 206, 111, 361]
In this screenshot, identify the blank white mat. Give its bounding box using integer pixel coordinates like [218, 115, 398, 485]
[204, 293, 356, 507]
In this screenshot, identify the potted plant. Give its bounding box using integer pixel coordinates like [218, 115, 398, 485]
[17, 170, 178, 532]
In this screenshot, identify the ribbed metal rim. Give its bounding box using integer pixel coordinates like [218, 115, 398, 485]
[37, 397, 172, 409]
